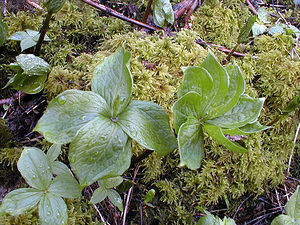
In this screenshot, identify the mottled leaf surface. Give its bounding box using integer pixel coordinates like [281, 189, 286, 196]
[16, 54, 51, 76]
[271, 215, 295, 225]
[118, 100, 177, 156]
[153, 0, 174, 27]
[50, 161, 70, 175]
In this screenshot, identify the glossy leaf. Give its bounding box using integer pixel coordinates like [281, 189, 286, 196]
[153, 0, 174, 27]
[207, 95, 265, 129]
[91, 186, 107, 204]
[0, 17, 8, 47]
[200, 51, 229, 112]
[286, 186, 300, 220]
[144, 189, 156, 203]
[118, 100, 177, 156]
[209, 64, 245, 118]
[203, 124, 247, 153]
[99, 176, 123, 189]
[107, 189, 123, 212]
[222, 121, 270, 136]
[38, 193, 67, 225]
[173, 91, 205, 133]
[48, 173, 81, 198]
[50, 161, 70, 175]
[178, 117, 204, 170]
[43, 0, 66, 13]
[34, 90, 110, 144]
[69, 115, 130, 186]
[17, 147, 52, 190]
[16, 54, 51, 76]
[238, 15, 257, 43]
[197, 215, 220, 225]
[47, 144, 61, 162]
[271, 215, 295, 225]
[92, 46, 132, 117]
[0, 188, 42, 216]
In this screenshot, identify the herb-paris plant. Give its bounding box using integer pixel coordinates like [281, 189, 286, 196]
[0, 147, 81, 225]
[34, 46, 177, 188]
[173, 51, 267, 170]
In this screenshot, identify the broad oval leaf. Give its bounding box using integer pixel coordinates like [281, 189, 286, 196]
[173, 91, 205, 133]
[17, 147, 53, 190]
[43, 0, 66, 13]
[91, 186, 107, 204]
[38, 193, 67, 225]
[178, 117, 204, 170]
[34, 89, 110, 144]
[69, 116, 130, 186]
[203, 124, 248, 153]
[16, 54, 51, 76]
[92, 46, 132, 117]
[50, 161, 70, 176]
[0, 188, 43, 216]
[271, 215, 295, 225]
[47, 144, 62, 162]
[206, 95, 265, 129]
[286, 186, 300, 220]
[200, 51, 229, 112]
[118, 100, 177, 156]
[153, 0, 175, 27]
[0, 18, 8, 47]
[208, 64, 245, 118]
[107, 189, 123, 212]
[48, 173, 81, 198]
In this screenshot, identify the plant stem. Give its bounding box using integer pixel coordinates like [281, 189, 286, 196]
[35, 11, 53, 56]
[142, 0, 154, 23]
[225, 42, 240, 62]
[80, 0, 160, 31]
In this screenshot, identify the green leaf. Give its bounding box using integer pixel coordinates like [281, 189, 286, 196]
[43, 0, 66, 13]
[238, 15, 257, 43]
[286, 186, 300, 220]
[47, 144, 62, 162]
[17, 147, 53, 190]
[100, 176, 123, 189]
[197, 215, 220, 225]
[153, 0, 175, 27]
[209, 64, 245, 118]
[252, 22, 267, 36]
[271, 215, 296, 225]
[173, 91, 205, 133]
[50, 161, 70, 175]
[91, 186, 108, 204]
[0, 188, 43, 216]
[178, 66, 213, 99]
[0, 18, 8, 47]
[223, 217, 236, 225]
[257, 7, 270, 23]
[34, 90, 110, 144]
[223, 121, 270, 135]
[69, 115, 130, 186]
[107, 189, 123, 212]
[118, 100, 177, 156]
[144, 189, 156, 203]
[38, 193, 67, 225]
[92, 46, 132, 117]
[283, 96, 300, 115]
[207, 95, 265, 129]
[200, 51, 229, 113]
[178, 117, 204, 170]
[203, 124, 247, 153]
[8, 31, 27, 41]
[48, 173, 81, 198]
[16, 54, 51, 76]
[20, 36, 37, 52]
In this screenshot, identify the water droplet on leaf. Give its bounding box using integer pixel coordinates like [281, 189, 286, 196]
[57, 96, 67, 105]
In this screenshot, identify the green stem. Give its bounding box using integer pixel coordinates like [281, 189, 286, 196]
[34, 11, 53, 56]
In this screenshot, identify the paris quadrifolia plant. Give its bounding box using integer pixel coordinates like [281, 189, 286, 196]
[173, 51, 268, 170]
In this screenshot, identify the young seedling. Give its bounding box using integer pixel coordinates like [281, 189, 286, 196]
[173, 51, 267, 170]
[34, 46, 177, 188]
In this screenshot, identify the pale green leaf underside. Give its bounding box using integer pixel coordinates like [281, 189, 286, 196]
[107, 189, 124, 212]
[203, 124, 247, 153]
[173, 91, 205, 133]
[0, 188, 42, 216]
[38, 193, 67, 225]
[48, 173, 81, 198]
[178, 118, 204, 170]
[153, 0, 175, 27]
[92, 46, 132, 117]
[118, 100, 177, 156]
[17, 147, 52, 190]
[271, 215, 296, 225]
[34, 89, 110, 144]
[69, 116, 130, 186]
[207, 95, 265, 129]
[91, 186, 107, 204]
[286, 186, 300, 220]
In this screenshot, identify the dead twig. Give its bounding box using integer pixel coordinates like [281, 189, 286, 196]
[80, 0, 160, 31]
[233, 194, 254, 219]
[246, 0, 258, 15]
[142, 0, 154, 24]
[0, 91, 26, 106]
[183, 0, 200, 29]
[26, 0, 43, 10]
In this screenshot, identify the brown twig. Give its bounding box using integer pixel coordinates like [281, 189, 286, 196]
[26, 0, 43, 10]
[80, 0, 160, 31]
[142, 0, 154, 24]
[233, 194, 254, 219]
[183, 0, 200, 29]
[246, 0, 258, 15]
